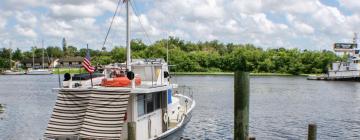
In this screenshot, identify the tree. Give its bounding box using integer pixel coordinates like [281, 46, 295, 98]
[62, 37, 67, 55]
[111, 47, 126, 62]
[12, 48, 23, 61]
[46, 46, 64, 58]
[67, 46, 77, 57]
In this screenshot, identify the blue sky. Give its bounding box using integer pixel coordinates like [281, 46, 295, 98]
[0, 0, 360, 51]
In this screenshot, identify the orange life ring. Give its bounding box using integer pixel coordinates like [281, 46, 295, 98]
[101, 76, 141, 87]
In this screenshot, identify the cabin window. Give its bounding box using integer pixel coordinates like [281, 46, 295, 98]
[154, 93, 161, 109]
[146, 94, 154, 113]
[137, 95, 145, 116]
[137, 92, 162, 117]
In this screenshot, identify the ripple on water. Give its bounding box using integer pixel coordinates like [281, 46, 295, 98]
[0, 75, 360, 139]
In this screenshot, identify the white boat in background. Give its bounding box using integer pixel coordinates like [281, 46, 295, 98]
[26, 69, 52, 75]
[43, 1, 195, 139]
[27, 40, 52, 75]
[2, 70, 25, 75]
[308, 33, 360, 81]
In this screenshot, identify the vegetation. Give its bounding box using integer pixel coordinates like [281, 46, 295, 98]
[0, 37, 342, 75]
[0, 104, 3, 113]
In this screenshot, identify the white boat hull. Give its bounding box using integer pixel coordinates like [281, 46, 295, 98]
[154, 94, 195, 140]
[26, 69, 52, 75]
[2, 70, 25, 75]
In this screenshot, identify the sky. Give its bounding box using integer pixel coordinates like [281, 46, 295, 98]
[0, 0, 360, 51]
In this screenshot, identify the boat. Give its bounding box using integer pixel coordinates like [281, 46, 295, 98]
[26, 68, 52, 75]
[2, 70, 25, 75]
[308, 33, 360, 81]
[43, 1, 195, 140]
[27, 40, 53, 75]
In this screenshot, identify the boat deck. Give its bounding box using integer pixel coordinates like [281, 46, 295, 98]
[57, 82, 178, 94]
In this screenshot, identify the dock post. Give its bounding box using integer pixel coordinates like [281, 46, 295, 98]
[128, 122, 136, 140]
[308, 123, 317, 140]
[234, 71, 250, 140]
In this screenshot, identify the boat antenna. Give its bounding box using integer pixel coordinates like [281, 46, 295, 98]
[9, 41, 12, 70]
[32, 41, 36, 69]
[353, 32, 358, 45]
[167, 38, 169, 63]
[42, 40, 45, 69]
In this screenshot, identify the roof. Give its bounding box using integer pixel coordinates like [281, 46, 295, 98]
[21, 58, 51, 63]
[59, 57, 83, 62]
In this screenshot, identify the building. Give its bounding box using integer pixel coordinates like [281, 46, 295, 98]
[58, 57, 83, 68]
[21, 58, 52, 68]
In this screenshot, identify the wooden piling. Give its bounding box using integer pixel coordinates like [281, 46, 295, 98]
[234, 71, 250, 140]
[128, 122, 136, 140]
[308, 123, 317, 140]
[248, 137, 256, 140]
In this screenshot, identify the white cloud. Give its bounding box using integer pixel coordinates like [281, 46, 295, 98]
[15, 25, 37, 38]
[193, 0, 225, 20]
[15, 11, 37, 28]
[2, 0, 360, 50]
[0, 15, 6, 30]
[50, 4, 103, 19]
[286, 14, 314, 34]
[339, 0, 360, 13]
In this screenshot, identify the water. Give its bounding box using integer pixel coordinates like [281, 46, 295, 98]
[0, 75, 359, 140]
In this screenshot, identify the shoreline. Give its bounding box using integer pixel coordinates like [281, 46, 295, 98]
[0, 104, 3, 114]
[171, 72, 313, 76]
[52, 69, 314, 76]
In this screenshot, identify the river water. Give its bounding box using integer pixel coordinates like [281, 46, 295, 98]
[0, 75, 359, 140]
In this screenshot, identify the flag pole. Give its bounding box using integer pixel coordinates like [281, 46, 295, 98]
[90, 72, 93, 88]
[87, 44, 94, 88]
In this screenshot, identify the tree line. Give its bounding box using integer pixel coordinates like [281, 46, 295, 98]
[0, 37, 342, 75]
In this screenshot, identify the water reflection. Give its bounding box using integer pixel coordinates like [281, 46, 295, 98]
[0, 75, 359, 139]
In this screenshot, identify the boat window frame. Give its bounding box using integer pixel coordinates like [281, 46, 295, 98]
[137, 92, 163, 117]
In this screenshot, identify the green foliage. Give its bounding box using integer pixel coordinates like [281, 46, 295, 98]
[111, 47, 126, 62]
[0, 38, 342, 74]
[12, 48, 23, 61]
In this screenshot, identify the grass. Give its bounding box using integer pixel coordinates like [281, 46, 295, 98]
[52, 68, 85, 74]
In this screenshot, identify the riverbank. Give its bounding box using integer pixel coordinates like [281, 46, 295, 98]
[52, 69, 313, 76]
[0, 104, 3, 114]
[172, 72, 312, 76]
[52, 68, 84, 74]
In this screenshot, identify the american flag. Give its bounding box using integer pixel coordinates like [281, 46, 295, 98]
[82, 48, 95, 73]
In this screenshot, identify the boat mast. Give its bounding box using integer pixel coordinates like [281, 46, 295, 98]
[42, 40, 45, 69]
[126, 0, 135, 89]
[32, 46, 35, 69]
[9, 42, 12, 70]
[126, 0, 131, 71]
[167, 39, 169, 63]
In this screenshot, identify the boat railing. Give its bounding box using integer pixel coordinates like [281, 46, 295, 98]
[177, 85, 194, 100]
